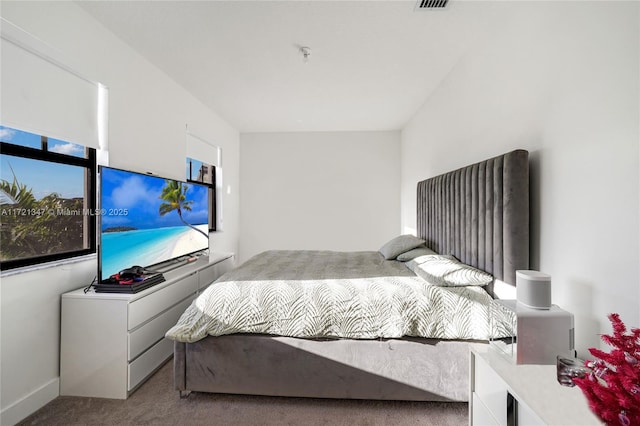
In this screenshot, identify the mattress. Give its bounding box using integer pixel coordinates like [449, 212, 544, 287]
[166, 250, 515, 343]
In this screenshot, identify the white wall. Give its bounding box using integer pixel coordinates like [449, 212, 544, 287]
[240, 131, 400, 263]
[401, 1, 639, 356]
[0, 2, 239, 424]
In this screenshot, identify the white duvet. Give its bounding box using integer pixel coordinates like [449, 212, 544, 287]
[165, 250, 515, 343]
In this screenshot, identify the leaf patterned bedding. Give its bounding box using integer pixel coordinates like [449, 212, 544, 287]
[165, 250, 516, 343]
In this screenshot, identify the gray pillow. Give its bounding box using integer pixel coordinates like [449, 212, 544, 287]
[410, 254, 493, 287]
[396, 246, 437, 262]
[378, 235, 425, 260]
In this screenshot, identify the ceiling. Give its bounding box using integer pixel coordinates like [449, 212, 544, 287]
[77, 0, 500, 133]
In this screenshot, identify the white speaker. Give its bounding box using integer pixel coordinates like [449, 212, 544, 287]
[516, 270, 551, 310]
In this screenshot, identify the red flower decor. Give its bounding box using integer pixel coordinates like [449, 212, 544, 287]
[573, 313, 640, 426]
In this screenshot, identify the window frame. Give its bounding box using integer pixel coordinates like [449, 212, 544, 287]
[0, 137, 97, 271]
[186, 158, 217, 232]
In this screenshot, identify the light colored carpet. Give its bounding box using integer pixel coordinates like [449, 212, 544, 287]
[18, 359, 468, 425]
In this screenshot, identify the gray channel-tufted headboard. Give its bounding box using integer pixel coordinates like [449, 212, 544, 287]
[417, 149, 529, 287]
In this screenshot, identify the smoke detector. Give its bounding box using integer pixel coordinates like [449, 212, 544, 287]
[299, 46, 311, 63]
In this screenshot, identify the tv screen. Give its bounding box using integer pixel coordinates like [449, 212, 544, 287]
[98, 166, 209, 282]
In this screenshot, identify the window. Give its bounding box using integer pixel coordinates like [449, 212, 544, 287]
[186, 157, 217, 232]
[0, 125, 97, 270]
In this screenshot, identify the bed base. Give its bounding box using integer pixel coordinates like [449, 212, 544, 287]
[174, 334, 483, 402]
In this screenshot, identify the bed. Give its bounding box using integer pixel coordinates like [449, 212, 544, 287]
[166, 149, 530, 401]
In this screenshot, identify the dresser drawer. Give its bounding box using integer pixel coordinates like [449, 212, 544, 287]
[128, 337, 173, 391]
[198, 263, 220, 290]
[517, 400, 545, 426]
[472, 392, 500, 426]
[198, 257, 234, 291]
[128, 296, 194, 361]
[474, 354, 508, 426]
[217, 257, 233, 277]
[128, 272, 198, 330]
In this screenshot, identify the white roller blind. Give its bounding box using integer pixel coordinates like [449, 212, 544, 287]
[185, 129, 223, 231]
[186, 131, 221, 167]
[0, 20, 100, 148]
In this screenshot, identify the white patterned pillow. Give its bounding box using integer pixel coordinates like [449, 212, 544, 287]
[410, 254, 493, 287]
[396, 246, 437, 262]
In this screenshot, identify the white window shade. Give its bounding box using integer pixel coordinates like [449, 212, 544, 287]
[1, 20, 101, 149]
[186, 129, 223, 231]
[186, 131, 221, 168]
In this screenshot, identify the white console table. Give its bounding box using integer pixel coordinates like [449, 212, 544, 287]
[60, 253, 234, 399]
[469, 343, 601, 425]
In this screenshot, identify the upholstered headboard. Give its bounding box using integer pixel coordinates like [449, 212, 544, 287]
[416, 149, 529, 287]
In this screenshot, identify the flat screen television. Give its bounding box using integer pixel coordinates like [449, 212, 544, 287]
[98, 166, 209, 282]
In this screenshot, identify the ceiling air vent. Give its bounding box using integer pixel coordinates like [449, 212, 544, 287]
[415, 0, 449, 9]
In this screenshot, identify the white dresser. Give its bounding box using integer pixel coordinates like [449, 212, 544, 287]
[60, 253, 234, 399]
[469, 343, 601, 426]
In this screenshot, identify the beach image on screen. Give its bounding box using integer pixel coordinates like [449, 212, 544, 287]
[99, 167, 209, 279]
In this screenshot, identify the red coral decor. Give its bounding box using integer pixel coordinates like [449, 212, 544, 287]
[573, 313, 640, 426]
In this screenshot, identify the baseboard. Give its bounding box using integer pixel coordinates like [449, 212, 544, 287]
[0, 378, 59, 426]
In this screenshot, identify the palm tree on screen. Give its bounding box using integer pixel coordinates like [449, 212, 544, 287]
[158, 180, 208, 239]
